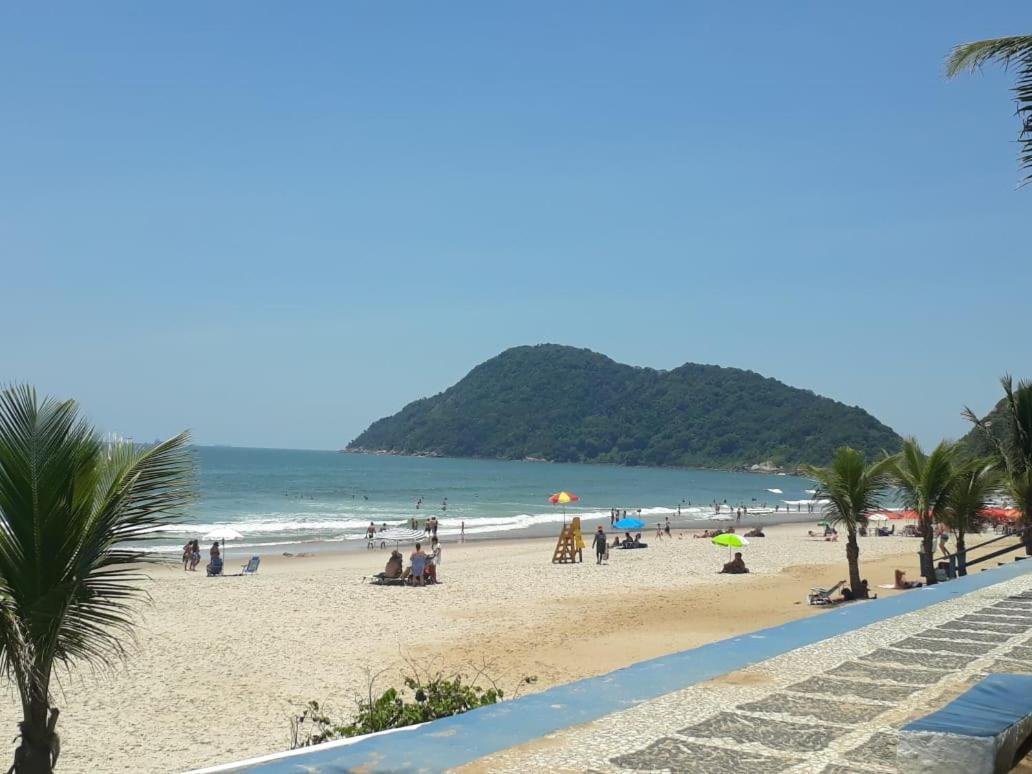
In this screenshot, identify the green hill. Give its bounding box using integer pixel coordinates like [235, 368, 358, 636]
[348, 344, 903, 469]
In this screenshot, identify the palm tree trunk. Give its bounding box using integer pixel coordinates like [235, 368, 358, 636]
[12, 695, 58, 774]
[846, 528, 863, 597]
[956, 529, 966, 577]
[920, 513, 937, 585]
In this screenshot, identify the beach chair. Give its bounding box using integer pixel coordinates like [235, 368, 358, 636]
[241, 556, 260, 575]
[807, 580, 845, 606]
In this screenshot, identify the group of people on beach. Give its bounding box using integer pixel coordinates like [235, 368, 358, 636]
[376, 538, 443, 586]
[181, 539, 223, 575]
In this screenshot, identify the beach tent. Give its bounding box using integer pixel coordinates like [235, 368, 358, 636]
[982, 508, 1020, 523]
[613, 517, 645, 530]
[887, 510, 920, 521]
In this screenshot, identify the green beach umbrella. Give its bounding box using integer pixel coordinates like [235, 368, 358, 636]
[711, 533, 749, 558]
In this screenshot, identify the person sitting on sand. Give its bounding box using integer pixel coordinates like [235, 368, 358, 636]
[720, 552, 749, 574]
[744, 527, 764, 538]
[409, 543, 428, 586]
[379, 549, 403, 580]
[206, 542, 223, 576]
[840, 579, 874, 601]
[893, 569, 921, 590]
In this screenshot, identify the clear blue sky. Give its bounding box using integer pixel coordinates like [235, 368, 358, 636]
[2, 2, 1029, 450]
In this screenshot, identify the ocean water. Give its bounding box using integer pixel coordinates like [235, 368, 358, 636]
[146, 446, 821, 554]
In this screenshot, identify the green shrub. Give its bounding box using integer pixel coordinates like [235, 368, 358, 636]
[290, 671, 535, 748]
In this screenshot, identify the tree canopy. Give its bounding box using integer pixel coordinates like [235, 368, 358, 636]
[349, 345, 902, 469]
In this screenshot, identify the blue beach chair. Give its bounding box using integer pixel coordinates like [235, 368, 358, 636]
[241, 556, 260, 575]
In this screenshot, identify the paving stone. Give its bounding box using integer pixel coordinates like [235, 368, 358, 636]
[915, 628, 1010, 643]
[787, 676, 916, 702]
[843, 731, 899, 768]
[1006, 645, 1032, 661]
[937, 619, 1027, 635]
[957, 613, 1031, 629]
[739, 693, 889, 724]
[991, 600, 1032, 611]
[826, 661, 947, 686]
[891, 637, 995, 655]
[864, 648, 969, 670]
[610, 737, 801, 773]
[679, 711, 846, 753]
[974, 607, 1032, 621]
[986, 659, 1032, 674]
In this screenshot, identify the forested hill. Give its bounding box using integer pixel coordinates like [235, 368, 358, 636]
[348, 345, 903, 469]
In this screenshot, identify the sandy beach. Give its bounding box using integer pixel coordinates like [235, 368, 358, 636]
[0, 524, 967, 772]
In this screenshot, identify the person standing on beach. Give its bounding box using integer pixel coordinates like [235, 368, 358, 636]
[592, 526, 607, 564]
[664, 517, 671, 537]
[460, 520, 465, 543]
[431, 516, 438, 538]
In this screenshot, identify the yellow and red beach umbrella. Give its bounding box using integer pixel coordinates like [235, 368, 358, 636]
[549, 491, 579, 505]
[549, 491, 580, 525]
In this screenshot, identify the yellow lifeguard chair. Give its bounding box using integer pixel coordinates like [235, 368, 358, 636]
[552, 516, 585, 563]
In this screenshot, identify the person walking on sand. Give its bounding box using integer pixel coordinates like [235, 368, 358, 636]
[593, 525, 607, 564]
[664, 517, 671, 537]
[937, 527, 950, 558]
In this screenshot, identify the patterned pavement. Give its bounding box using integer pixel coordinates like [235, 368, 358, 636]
[461, 575, 1032, 773]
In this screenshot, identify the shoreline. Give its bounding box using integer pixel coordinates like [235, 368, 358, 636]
[149, 511, 828, 558]
[339, 447, 805, 476]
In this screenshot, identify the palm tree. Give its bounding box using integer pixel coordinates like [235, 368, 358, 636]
[0, 386, 192, 773]
[802, 447, 893, 598]
[964, 375, 1032, 555]
[944, 460, 1002, 575]
[889, 439, 958, 585]
[946, 35, 1032, 183]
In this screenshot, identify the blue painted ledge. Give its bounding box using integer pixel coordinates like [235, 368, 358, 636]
[199, 558, 1032, 773]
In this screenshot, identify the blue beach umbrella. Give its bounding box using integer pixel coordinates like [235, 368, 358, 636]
[613, 517, 645, 530]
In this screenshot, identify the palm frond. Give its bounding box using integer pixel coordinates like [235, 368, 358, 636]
[946, 35, 1032, 183]
[946, 36, 1032, 76]
[0, 385, 194, 735]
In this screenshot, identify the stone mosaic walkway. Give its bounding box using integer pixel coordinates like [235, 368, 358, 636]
[462, 574, 1032, 773]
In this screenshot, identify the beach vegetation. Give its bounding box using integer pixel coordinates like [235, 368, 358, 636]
[0, 386, 192, 774]
[888, 440, 959, 585]
[290, 665, 535, 748]
[947, 35, 1032, 183]
[801, 447, 892, 599]
[944, 460, 1002, 573]
[963, 375, 1032, 555]
[349, 344, 902, 469]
